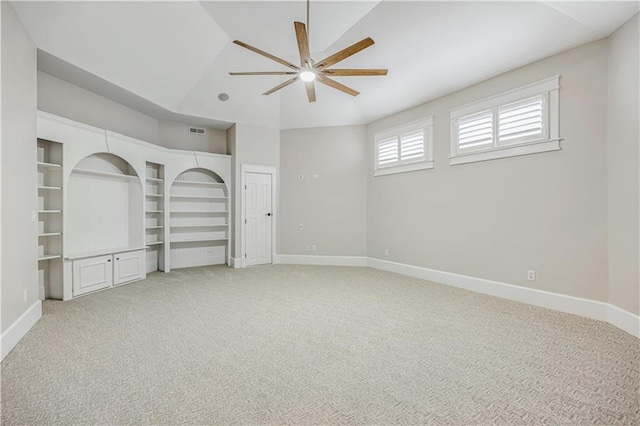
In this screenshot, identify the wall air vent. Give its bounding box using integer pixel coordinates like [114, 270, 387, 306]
[189, 127, 206, 136]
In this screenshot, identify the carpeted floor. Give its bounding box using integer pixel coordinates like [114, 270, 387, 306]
[1, 265, 638, 425]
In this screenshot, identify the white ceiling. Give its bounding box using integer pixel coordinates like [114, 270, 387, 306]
[12, 1, 639, 130]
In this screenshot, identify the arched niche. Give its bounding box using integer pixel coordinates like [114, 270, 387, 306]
[169, 168, 229, 269]
[67, 153, 144, 256]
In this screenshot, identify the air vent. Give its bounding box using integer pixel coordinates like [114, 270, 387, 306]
[189, 127, 206, 136]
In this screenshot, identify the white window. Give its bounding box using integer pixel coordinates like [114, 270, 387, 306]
[374, 117, 433, 176]
[450, 76, 560, 165]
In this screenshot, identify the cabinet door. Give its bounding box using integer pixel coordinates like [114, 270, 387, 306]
[113, 250, 145, 286]
[73, 255, 113, 296]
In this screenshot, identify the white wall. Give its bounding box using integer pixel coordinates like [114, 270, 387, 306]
[366, 39, 609, 303]
[1, 2, 40, 333]
[38, 72, 226, 153]
[279, 126, 368, 256]
[607, 14, 639, 315]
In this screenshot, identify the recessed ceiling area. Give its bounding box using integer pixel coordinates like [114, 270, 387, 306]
[13, 1, 639, 130]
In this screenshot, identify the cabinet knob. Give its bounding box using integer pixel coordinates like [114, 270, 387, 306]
[116, 257, 119, 260]
[107, 259, 111, 262]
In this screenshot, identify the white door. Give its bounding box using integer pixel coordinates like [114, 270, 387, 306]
[113, 249, 146, 286]
[72, 255, 113, 296]
[245, 172, 272, 266]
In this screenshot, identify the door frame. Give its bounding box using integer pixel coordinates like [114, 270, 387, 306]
[240, 164, 277, 268]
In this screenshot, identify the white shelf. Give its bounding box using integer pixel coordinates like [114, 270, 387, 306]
[146, 241, 164, 246]
[170, 237, 228, 244]
[146, 226, 164, 229]
[38, 254, 62, 261]
[38, 232, 62, 237]
[38, 210, 62, 214]
[146, 210, 164, 213]
[170, 210, 228, 215]
[37, 162, 61, 169]
[170, 195, 228, 200]
[146, 193, 163, 198]
[146, 177, 163, 182]
[66, 246, 146, 260]
[172, 180, 225, 187]
[38, 186, 62, 190]
[73, 168, 138, 180]
[170, 225, 227, 229]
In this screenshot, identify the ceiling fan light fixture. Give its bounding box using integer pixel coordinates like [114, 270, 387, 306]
[299, 69, 316, 82]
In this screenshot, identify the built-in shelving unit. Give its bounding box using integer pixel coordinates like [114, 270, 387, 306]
[145, 162, 165, 273]
[37, 139, 64, 300]
[170, 168, 229, 269]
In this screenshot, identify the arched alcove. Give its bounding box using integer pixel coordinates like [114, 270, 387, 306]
[169, 168, 229, 268]
[67, 153, 143, 256]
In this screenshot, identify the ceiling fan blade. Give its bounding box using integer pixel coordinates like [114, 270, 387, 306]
[294, 22, 312, 67]
[315, 37, 374, 69]
[305, 80, 316, 103]
[322, 69, 388, 76]
[230, 71, 298, 75]
[317, 76, 359, 97]
[233, 40, 299, 71]
[262, 77, 299, 96]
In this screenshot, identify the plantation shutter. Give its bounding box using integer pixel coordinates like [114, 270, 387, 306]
[457, 110, 494, 151]
[400, 130, 425, 162]
[377, 136, 399, 166]
[498, 95, 544, 144]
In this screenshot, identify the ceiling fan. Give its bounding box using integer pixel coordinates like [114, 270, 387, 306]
[229, 0, 387, 103]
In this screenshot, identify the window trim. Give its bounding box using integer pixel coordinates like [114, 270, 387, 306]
[374, 117, 434, 177]
[450, 75, 560, 165]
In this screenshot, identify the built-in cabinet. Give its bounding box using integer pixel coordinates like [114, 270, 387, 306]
[36, 111, 232, 300]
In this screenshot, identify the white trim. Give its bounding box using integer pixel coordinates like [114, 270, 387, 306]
[271, 254, 638, 338]
[374, 160, 434, 176]
[1, 300, 42, 361]
[274, 254, 368, 267]
[229, 257, 242, 269]
[607, 304, 640, 338]
[240, 164, 277, 268]
[450, 138, 561, 165]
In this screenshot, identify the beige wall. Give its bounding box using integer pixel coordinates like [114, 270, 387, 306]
[1, 2, 40, 332]
[279, 126, 368, 256]
[37, 72, 226, 153]
[607, 14, 640, 315]
[366, 39, 609, 302]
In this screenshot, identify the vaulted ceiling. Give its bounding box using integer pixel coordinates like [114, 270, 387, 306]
[13, 1, 640, 130]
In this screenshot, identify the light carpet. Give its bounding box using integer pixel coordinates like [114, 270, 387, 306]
[1, 265, 638, 425]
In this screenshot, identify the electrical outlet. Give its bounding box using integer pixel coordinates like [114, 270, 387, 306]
[23, 289, 28, 303]
[312, 245, 317, 252]
[527, 270, 536, 281]
[298, 224, 304, 230]
[384, 248, 389, 257]
[306, 245, 311, 251]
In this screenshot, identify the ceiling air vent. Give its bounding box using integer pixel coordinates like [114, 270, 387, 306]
[189, 127, 206, 136]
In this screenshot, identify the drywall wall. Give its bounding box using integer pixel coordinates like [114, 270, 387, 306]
[367, 39, 609, 303]
[279, 126, 368, 256]
[607, 14, 639, 315]
[228, 123, 280, 260]
[1, 2, 40, 332]
[37, 72, 226, 153]
[38, 71, 159, 143]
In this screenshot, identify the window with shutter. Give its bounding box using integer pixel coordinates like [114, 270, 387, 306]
[374, 117, 433, 176]
[450, 76, 560, 165]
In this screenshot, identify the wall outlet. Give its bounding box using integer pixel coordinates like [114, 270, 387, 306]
[297, 175, 304, 180]
[312, 245, 317, 252]
[298, 224, 304, 230]
[527, 270, 536, 281]
[384, 248, 389, 257]
[312, 174, 319, 179]
[23, 289, 28, 303]
[305, 245, 311, 251]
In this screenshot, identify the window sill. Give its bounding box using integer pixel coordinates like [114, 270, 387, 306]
[450, 139, 561, 166]
[374, 161, 434, 177]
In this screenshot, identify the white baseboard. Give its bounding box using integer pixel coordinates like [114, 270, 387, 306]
[274, 254, 368, 267]
[229, 257, 242, 269]
[1, 300, 42, 361]
[273, 254, 638, 338]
